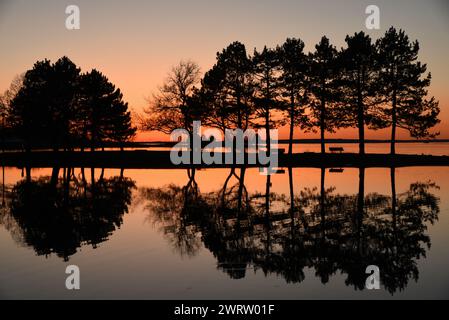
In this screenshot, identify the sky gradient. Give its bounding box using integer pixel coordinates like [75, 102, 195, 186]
[1, 0, 448, 140]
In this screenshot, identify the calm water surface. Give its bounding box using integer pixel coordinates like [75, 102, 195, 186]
[1, 144, 449, 299]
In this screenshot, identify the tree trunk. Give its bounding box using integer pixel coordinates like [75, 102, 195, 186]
[391, 167, 398, 246]
[221, 168, 235, 205]
[288, 94, 295, 156]
[265, 108, 271, 157]
[357, 77, 365, 156]
[356, 167, 365, 253]
[320, 167, 326, 239]
[320, 101, 326, 154]
[90, 167, 96, 197]
[50, 167, 59, 189]
[357, 167, 365, 219]
[391, 89, 397, 155]
[25, 166, 31, 183]
[91, 167, 95, 185]
[63, 167, 71, 207]
[237, 93, 242, 129]
[288, 167, 294, 217]
[265, 175, 271, 222]
[265, 71, 271, 156]
[320, 78, 326, 154]
[81, 167, 86, 183]
[237, 167, 246, 214]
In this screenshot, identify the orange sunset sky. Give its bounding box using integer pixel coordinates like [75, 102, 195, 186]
[1, 0, 448, 141]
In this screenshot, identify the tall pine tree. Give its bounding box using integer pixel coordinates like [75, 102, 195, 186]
[9, 57, 80, 151]
[278, 38, 312, 155]
[252, 46, 282, 154]
[340, 32, 379, 155]
[309, 36, 341, 154]
[375, 27, 440, 154]
[202, 41, 254, 133]
[77, 69, 135, 151]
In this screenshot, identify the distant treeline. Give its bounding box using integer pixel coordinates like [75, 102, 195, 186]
[140, 27, 440, 155]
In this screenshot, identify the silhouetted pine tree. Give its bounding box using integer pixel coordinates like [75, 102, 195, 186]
[375, 27, 440, 154]
[104, 93, 136, 150]
[252, 46, 282, 154]
[340, 32, 379, 155]
[202, 41, 254, 132]
[308, 36, 341, 154]
[52, 57, 81, 150]
[9, 57, 80, 151]
[77, 69, 135, 151]
[278, 38, 312, 155]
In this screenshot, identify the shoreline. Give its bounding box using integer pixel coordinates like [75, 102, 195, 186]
[1, 150, 449, 169]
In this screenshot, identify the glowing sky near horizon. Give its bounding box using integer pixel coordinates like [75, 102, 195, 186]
[1, 0, 448, 140]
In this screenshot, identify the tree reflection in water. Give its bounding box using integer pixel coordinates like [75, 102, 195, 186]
[142, 167, 440, 294]
[0, 168, 136, 261]
[0, 166, 440, 294]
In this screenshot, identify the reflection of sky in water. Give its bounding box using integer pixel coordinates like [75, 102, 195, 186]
[0, 147, 449, 299]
